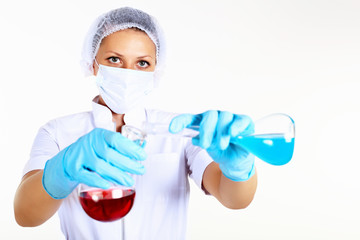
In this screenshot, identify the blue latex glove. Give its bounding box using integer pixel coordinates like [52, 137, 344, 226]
[42, 128, 146, 199]
[169, 110, 255, 181]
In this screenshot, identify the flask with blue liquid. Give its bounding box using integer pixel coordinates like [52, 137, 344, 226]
[140, 113, 295, 166]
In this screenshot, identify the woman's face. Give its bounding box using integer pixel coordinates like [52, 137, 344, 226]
[93, 28, 156, 74]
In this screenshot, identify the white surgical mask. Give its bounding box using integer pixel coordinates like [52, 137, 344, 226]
[95, 64, 154, 114]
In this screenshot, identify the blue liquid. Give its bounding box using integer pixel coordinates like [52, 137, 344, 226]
[231, 134, 295, 165]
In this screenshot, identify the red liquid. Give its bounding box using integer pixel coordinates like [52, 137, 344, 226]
[79, 188, 135, 222]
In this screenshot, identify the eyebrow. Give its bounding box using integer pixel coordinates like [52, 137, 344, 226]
[106, 51, 124, 57]
[106, 51, 154, 59]
[137, 55, 154, 59]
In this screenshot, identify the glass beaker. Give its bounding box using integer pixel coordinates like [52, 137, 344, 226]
[78, 125, 146, 222]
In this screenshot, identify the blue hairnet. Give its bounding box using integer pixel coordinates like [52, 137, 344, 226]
[81, 7, 166, 82]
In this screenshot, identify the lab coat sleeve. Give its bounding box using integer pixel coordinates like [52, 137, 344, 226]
[185, 141, 213, 194]
[22, 122, 60, 176]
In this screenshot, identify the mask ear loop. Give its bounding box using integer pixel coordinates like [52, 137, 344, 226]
[94, 58, 100, 67]
[93, 58, 100, 75]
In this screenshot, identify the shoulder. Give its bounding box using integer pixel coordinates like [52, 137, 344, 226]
[41, 111, 93, 135]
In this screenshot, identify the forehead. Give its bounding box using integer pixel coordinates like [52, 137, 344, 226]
[99, 29, 156, 55]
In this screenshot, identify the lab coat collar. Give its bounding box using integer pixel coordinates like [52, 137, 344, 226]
[91, 96, 115, 131]
[91, 96, 147, 131]
[123, 107, 147, 129]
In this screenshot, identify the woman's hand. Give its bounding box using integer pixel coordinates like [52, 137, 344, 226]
[42, 128, 146, 199]
[170, 110, 255, 181]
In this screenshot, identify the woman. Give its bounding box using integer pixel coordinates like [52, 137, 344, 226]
[14, 7, 257, 239]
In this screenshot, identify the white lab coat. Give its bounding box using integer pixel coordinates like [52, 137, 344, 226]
[23, 96, 213, 240]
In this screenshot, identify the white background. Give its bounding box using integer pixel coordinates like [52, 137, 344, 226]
[1, 0, 360, 239]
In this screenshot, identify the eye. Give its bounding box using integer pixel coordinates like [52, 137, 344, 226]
[137, 60, 149, 68]
[107, 57, 121, 64]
